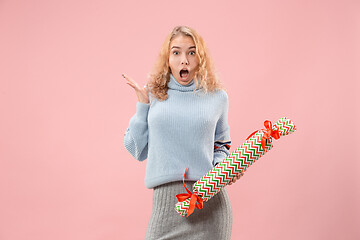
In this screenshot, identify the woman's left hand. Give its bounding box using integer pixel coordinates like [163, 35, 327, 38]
[228, 169, 246, 185]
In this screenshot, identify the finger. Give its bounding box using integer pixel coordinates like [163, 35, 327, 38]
[122, 73, 130, 80]
[122, 73, 137, 86]
[122, 73, 130, 81]
[126, 82, 136, 89]
[123, 75, 131, 82]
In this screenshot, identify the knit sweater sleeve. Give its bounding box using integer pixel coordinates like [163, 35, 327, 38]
[213, 91, 231, 166]
[123, 101, 150, 161]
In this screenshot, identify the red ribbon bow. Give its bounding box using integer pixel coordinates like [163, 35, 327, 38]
[246, 120, 281, 150]
[176, 168, 203, 217]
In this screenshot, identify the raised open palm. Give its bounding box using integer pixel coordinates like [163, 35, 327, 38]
[122, 73, 149, 104]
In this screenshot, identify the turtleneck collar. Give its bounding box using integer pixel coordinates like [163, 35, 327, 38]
[168, 73, 197, 92]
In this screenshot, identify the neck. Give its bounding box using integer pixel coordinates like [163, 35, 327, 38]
[168, 73, 197, 92]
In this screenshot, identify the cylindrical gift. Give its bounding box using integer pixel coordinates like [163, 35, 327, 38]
[175, 117, 296, 217]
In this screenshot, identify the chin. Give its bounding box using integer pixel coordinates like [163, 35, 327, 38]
[179, 75, 193, 84]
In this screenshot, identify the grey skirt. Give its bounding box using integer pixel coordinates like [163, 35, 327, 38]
[145, 180, 233, 240]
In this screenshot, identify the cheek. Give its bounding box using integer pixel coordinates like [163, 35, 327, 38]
[192, 59, 199, 69]
[168, 58, 173, 67]
[168, 56, 178, 66]
[191, 56, 199, 65]
[168, 58, 177, 73]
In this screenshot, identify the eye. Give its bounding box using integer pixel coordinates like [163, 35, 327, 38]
[189, 51, 196, 55]
[173, 51, 179, 55]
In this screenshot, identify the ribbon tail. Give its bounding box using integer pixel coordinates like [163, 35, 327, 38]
[187, 194, 198, 217]
[182, 168, 192, 195]
[246, 130, 258, 140]
[261, 137, 267, 151]
[196, 198, 203, 210]
[177, 168, 204, 217]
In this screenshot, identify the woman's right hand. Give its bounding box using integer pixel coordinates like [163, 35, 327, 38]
[122, 73, 149, 104]
[228, 169, 246, 185]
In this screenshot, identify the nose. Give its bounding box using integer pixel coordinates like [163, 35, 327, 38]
[181, 54, 189, 65]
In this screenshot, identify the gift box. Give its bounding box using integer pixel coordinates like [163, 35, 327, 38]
[175, 117, 296, 217]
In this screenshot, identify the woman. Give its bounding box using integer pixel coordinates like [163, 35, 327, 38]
[123, 25, 243, 240]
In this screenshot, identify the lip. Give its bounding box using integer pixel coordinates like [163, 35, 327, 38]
[179, 68, 190, 79]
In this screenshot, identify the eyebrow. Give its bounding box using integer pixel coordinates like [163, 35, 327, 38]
[171, 46, 196, 50]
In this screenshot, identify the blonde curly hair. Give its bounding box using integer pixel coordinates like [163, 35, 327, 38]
[146, 25, 226, 102]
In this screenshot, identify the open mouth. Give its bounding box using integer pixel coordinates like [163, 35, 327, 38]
[180, 69, 189, 79]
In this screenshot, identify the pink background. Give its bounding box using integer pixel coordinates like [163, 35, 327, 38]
[1, 0, 359, 239]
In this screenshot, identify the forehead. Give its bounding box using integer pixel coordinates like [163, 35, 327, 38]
[170, 34, 195, 47]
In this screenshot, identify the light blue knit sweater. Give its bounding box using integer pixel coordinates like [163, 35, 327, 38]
[124, 73, 231, 189]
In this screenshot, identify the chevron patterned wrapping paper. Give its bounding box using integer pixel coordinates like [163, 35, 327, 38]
[175, 117, 296, 217]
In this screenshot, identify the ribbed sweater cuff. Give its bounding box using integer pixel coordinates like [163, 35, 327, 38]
[213, 151, 228, 166]
[135, 101, 150, 121]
